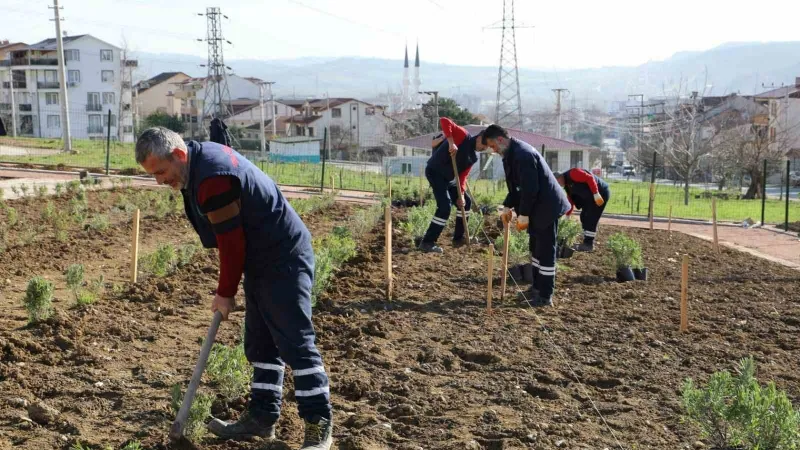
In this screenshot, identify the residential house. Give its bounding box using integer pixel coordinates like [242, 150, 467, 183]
[389, 125, 597, 180]
[0, 41, 27, 61]
[227, 99, 298, 129]
[133, 71, 190, 119]
[753, 78, 800, 162]
[0, 34, 134, 142]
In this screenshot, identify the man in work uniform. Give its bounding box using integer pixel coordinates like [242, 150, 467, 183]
[483, 124, 571, 307]
[555, 168, 610, 252]
[418, 117, 488, 253]
[135, 127, 333, 449]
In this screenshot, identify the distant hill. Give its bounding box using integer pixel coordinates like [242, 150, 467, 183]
[133, 41, 800, 110]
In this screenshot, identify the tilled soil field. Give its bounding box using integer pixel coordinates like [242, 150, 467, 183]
[2, 199, 800, 450]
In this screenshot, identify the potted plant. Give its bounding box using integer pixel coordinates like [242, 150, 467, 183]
[632, 256, 648, 281]
[556, 217, 582, 258]
[606, 232, 642, 283]
[495, 230, 531, 282]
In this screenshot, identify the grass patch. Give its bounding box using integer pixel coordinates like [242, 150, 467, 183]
[312, 227, 357, 304]
[290, 192, 336, 216]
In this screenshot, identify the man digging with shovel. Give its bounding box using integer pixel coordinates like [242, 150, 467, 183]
[418, 117, 489, 253]
[135, 127, 333, 449]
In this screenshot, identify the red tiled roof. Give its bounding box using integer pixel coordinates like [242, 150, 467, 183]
[392, 125, 596, 151]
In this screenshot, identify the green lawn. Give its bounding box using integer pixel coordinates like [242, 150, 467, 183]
[0, 136, 138, 172]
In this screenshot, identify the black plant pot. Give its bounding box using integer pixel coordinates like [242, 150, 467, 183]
[559, 245, 575, 259]
[522, 263, 535, 283]
[616, 266, 636, 283]
[509, 265, 523, 281]
[633, 267, 648, 281]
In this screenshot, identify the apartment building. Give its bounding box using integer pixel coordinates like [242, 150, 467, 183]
[0, 34, 134, 142]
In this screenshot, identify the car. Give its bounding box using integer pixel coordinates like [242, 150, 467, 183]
[790, 171, 800, 187]
[622, 165, 636, 177]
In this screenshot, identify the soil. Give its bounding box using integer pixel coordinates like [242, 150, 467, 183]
[1, 198, 799, 450]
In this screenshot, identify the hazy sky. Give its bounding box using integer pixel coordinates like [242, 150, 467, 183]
[4, 0, 800, 70]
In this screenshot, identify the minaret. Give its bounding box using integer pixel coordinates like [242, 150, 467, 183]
[402, 43, 410, 112]
[413, 41, 421, 109]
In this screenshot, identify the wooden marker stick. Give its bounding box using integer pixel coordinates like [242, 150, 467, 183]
[450, 153, 470, 245]
[487, 244, 494, 314]
[131, 209, 141, 283]
[500, 215, 511, 300]
[680, 255, 689, 332]
[712, 198, 719, 253]
[649, 183, 656, 230]
[668, 204, 673, 235]
[385, 204, 393, 300]
[419, 166, 425, 206]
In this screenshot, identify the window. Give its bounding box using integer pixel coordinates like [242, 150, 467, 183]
[771, 101, 778, 117]
[308, 127, 314, 137]
[103, 114, 117, 127]
[67, 70, 80, 84]
[45, 93, 59, 105]
[331, 107, 341, 118]
[770, 127, 777, 143]
[274, 105, 279, 115]
[123, 125, 133, 133]
[102, 92, 115, 105]
[570, 150, 583, 168]
[101, 71, 114, 83]
[365, 107, 375, 116]
[47, 115, 60, 129]
[44, 70, 58, 82]
[401, 163, 411, 174]
[295, 125, 303, 136]
[88, 115, 102, 132]
[100, 50, 113, 62]
[64, 49, 79, 62]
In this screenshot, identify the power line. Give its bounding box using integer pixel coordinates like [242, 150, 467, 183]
[287, 0, 404, 38]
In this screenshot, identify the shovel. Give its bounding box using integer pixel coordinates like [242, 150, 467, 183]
[169, 311, 224, 446]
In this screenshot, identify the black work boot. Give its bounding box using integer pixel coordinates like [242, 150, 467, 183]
[516, 286, 539, 304]
[207, 410, 276, 441]
[300, 415, 333, 450]
[574, 241, 594, 252]
[452, 237, 478, 247]
[419, 241, 443, 254]
[529, 296, 554, 308]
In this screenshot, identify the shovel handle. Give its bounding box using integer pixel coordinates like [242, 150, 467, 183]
[170, 311, 224, 440]
[450, 153, 470, 245]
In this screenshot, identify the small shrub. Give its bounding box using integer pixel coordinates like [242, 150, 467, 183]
[88, 214, 110, 232]
[606, 232, 642, 269]
[495, 229, 530, 265]
[36, 185, 48, 198]
[349, 203, 383, 239]
[24, 277, 54, 323]
[19, 184, 29, 197]
[467, 209, 484, 239]
[121, 177, 133, 189]
[53, 211, 69, 242]
[75, 186, 87, 202]
[10, 186, 19, 196]
[177, 243, 197, 267]
[140, 244, 177, 277]
[41, 202, 56, 222]
[69, 198, 87, 224]
[170, 383, 212, 441]
[7, 207, 18, 228]
[312, 231, 357, 304]
[399, 202, 437, 245]
[557, 217, 582, 248]
[65, 180, 81, 196]
[75, 290, 96, 306]
[65, 264, 85, 292]
[682, 356, 800, 449]
[207, 342, 251, 401]
[120, 442, 143, 450]
[54, 183, 63, 196]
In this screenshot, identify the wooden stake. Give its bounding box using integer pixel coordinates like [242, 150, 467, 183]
[668, 203, 673, 235]
[500, 216, 510, 300]
[648, 183, 656, 230]
[330, 174, 335, 191]
[487, 244, 494, 314]
[450, 153, 470, 245]
[712, 198, 719, 253]
[680, 254, 689, 332]
[131, 208, 141, 283]
[388, 178, 392, 201]
[385, 204, 393, 301]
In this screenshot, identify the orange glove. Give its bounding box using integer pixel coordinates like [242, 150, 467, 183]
[515, 215, 529, 232]
[594, 193, 605, 207]
[500, 207, 513, 224]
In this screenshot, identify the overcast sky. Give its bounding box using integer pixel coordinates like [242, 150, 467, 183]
[4, 0, 800, 70]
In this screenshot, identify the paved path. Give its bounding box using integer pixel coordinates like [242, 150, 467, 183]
[604, 217, 800, 270]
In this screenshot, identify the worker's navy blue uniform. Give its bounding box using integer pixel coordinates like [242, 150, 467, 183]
[421, 135, 479, 244]
[502, 138, 571, 300]
[182, 141, 331, 423]
[563, 169, 610, 245]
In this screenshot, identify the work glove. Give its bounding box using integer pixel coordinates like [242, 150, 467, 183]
[448, 142, 458, 157]
[515, 215, 529, 232]
[594, 193, 605, 207]
[456, 195, 465, 208]
[500, 207, 513, 223]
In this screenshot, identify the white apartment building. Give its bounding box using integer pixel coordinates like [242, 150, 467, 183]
[278, 98, 390, 149]
[0, 34, 134, 142]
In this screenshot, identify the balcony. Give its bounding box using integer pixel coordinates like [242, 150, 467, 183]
[19, 104, 32, 112]
[31, 58, 58, 66]
[86, 104, 103, 112]
[37, 81, 60, 89]
[1, 81, 27, 89]
[0, 57, 57, 67]
[0, 103, 10, 110]
[87, 126, 104, 134]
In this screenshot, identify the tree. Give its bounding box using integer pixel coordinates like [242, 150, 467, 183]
[412, 97, 477, 134]
[574, 126, 603, 148]
[142, 112, 187, 134]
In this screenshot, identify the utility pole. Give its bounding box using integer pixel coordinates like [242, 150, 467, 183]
[419, 90, 439, 130]
[626, 94, 644, 172]
[265, 81, 276, 137]
[258, 82, 266, 153]
[199, 7, 233, 131]
[51, 0, 71, 151]
[484, 0, 532, 129]
[552, 88, 569, 139]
